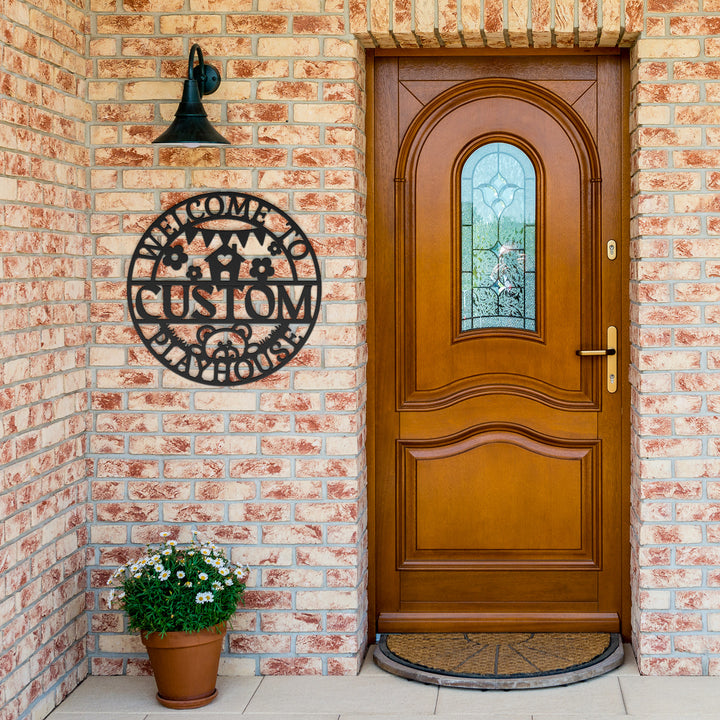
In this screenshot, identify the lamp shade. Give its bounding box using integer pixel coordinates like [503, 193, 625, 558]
[153, 45, 229, 147]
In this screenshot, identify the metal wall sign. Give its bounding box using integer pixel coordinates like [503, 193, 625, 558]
[127, 192, 321, 386]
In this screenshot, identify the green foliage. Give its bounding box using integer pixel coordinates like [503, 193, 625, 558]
[107, 533, 248, 636]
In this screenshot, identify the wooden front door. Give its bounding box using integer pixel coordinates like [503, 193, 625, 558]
[371, 53, 628, 634]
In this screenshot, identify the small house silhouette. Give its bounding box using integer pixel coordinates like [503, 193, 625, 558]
[206, 240, 245, 283]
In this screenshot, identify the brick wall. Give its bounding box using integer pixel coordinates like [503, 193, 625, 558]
[5, 2, 720, 716]
[0, 1, 91, 719]
[86, 0, 369, 677]
[629, 5, 720, 675]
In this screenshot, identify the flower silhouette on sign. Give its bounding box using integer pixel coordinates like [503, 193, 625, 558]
[249, 258, 275, 280]
[162, 245, 188, 270]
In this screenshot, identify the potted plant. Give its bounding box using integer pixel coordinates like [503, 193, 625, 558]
[107, 531, 249, 709]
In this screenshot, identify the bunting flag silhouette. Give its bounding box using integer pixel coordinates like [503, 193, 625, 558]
[187, 227, 267, 250]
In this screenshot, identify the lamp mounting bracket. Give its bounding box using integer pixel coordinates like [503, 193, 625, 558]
[192, 63, 221, 96]
[189, 43, 221, 97]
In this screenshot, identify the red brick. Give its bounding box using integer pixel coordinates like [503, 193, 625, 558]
[231, 459, 291, 478]
[229, 634, 292, 654]
[676, 106, 720, 124]
[296, 634, 357, 654]
[96, 460, 159, 478]
[262, 525, 323, 544]
[229, 414, 292, 433]
[676, 329, 720, 346]
[640, 547, 672, 566]
[296, 459, 359, 477]
[637, 438, 702, 457]
[639, 524, 703, 544]
[195, 481, 256, 501]
[639, 634, 671, 654]
[127, 482, 191, 500]
[163, 460, 224, 479]
[676, 417, 720, 435]
[163, 503, 224, 523]
[641, 482, 702, 499]
[202, 526, 257, 544]
[260, 481, 323, 499]
[242, 590, 293, 610]
[638, 83, 700, 104]
[261, 436, 322, 455]
[227, 14, 288, 34]
[162, 414, 225, 433]
[96, 503, 159, 522]
[230, 503, 290, 522]
[640, 612, 704, 632]
[676, 548, 720, 565]
[676, 591, 720, 610]
[676, 503, 720, 521]
[295, 503, 358, 522]
[671, 16, 720, 35]
[639, 568, 702, 587]
[259, 657, 322, 675]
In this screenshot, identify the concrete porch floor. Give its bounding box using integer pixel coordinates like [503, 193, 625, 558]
[47, 645, 720, 719]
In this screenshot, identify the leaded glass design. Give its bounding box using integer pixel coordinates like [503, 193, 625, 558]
[460, 142, 536, 332]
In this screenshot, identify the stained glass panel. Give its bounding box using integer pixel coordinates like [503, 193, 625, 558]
[460, 142, 537, 332]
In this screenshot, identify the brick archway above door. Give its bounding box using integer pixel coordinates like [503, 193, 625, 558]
[350, 0, 642, 49]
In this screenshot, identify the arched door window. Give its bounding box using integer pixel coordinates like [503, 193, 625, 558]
[460, 142, 537, 332]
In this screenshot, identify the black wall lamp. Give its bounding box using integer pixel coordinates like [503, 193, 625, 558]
[153, 43, 230, 147]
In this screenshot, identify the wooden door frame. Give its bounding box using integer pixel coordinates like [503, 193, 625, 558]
[366, 48, 632, 642]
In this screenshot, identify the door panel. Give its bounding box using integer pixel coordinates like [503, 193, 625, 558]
[402, 431, 597, 561]
[402, 84, 596, 410]
[372, 54, 627, 634]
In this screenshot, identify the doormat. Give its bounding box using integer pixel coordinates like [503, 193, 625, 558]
[374, 632, 623, 689]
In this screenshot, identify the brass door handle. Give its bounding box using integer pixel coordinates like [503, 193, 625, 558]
[576, 348, 616, 356]
[575, 326, 617, 393]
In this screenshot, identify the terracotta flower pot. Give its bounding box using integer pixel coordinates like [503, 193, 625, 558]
[141, 624, 226, 709]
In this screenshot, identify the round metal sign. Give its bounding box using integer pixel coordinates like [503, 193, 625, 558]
[127, 192, 321, 386]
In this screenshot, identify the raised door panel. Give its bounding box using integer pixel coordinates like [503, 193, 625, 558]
[399, 429, 599, 569]
[398, 80, 601, 412]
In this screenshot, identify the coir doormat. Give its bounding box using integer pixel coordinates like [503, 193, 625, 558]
[374, 632, 623, 689]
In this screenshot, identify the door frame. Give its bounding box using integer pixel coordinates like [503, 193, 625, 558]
[366, 48, 632, 641]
